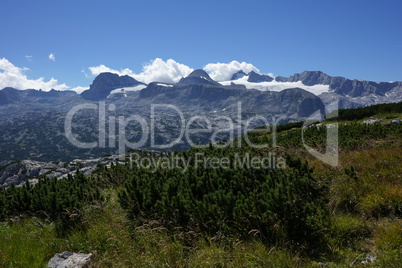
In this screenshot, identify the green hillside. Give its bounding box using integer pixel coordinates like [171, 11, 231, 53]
[1, 102, 401, 267]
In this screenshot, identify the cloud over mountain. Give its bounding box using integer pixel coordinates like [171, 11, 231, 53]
[3, 58, 266, 93]
[203, 61, 260, 82]
[89, 58, 194, 84]
[88, 65, 135, 78]
[88, 59, 269, 84]
[0, 58, 68, 91]
[133, 58, 194, 84]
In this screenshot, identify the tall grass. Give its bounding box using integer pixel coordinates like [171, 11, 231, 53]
[0, 190, 304, 267]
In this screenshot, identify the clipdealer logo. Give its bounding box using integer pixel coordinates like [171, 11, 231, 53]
[64, 100, 339, 167]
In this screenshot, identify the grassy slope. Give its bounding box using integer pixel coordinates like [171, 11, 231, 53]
[0, 108, 401, 267]
[0, 190, 303, 267]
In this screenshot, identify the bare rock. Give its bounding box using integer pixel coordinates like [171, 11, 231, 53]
[48, 251, 92, 268]
[363, 119, 382, 125]
[361, 254, 377, 264]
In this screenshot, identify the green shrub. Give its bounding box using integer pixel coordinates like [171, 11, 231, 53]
[118, 152, 329, 245]
[0, 170, 102, 235]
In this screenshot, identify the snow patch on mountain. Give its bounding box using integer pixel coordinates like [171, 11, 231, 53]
[221, 76, 330, 95]
[109, 85, 147, 95]
[156, 83, 174, 87]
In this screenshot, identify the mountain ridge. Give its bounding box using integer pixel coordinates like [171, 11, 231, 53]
[1, 69, 401, 104]
[0, 68, 400, 166]
[275, 70, 402, 97]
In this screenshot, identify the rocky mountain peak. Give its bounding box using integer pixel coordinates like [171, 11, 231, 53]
[247, 71, 274, 83]
[178, 69, 221, 86]
[1, 87, 20, 93]
[231, 70, 246, 80]
[187, 69, 210, 78]
[0, 87, 21, 105]
[81, 72, 143, 101]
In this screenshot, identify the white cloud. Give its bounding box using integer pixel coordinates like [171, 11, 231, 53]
[203, 61, 260, 81]
[81, 68, 91, 78]
[48, 53, 56, 61]
[0, 58, 69, 91]
[133, 58, 193, 84]
[267, 72, 276, 79]
[88, 58, 194, 84]
[88, 64, 135, 77]
[70, 86, 88, 94]
[0, 58, 279, 95]
[25, 55, 33, 61]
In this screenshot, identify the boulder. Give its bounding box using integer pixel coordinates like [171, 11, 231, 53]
[361, 254, 377, 264]
[48, 251, 92, 268]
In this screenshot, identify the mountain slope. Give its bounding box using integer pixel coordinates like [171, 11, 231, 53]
[0, 87, 22, 105]
[139, 71, 324, 117]
[0, 69, 400, 165]
[276, 70, 402, 97]
[0, 71, 327, 165]
[81, 72, 144, 101]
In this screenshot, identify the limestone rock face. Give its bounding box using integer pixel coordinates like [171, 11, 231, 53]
[0, 155, 125, 188]
[48, 251, 92, 268]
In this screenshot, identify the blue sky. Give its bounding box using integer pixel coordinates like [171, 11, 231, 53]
[1, 0, 401, 91]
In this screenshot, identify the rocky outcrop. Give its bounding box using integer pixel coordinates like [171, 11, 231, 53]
[360, 254, 377, 265]
[363, 119, 383, 125]
[48, 252, 92, 268]
[81, 72, 143, 101]
[0, 155, 125, 188]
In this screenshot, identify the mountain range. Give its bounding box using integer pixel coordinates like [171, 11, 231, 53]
[2, 69, 401, 109]
[0, 69, 401, 166]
